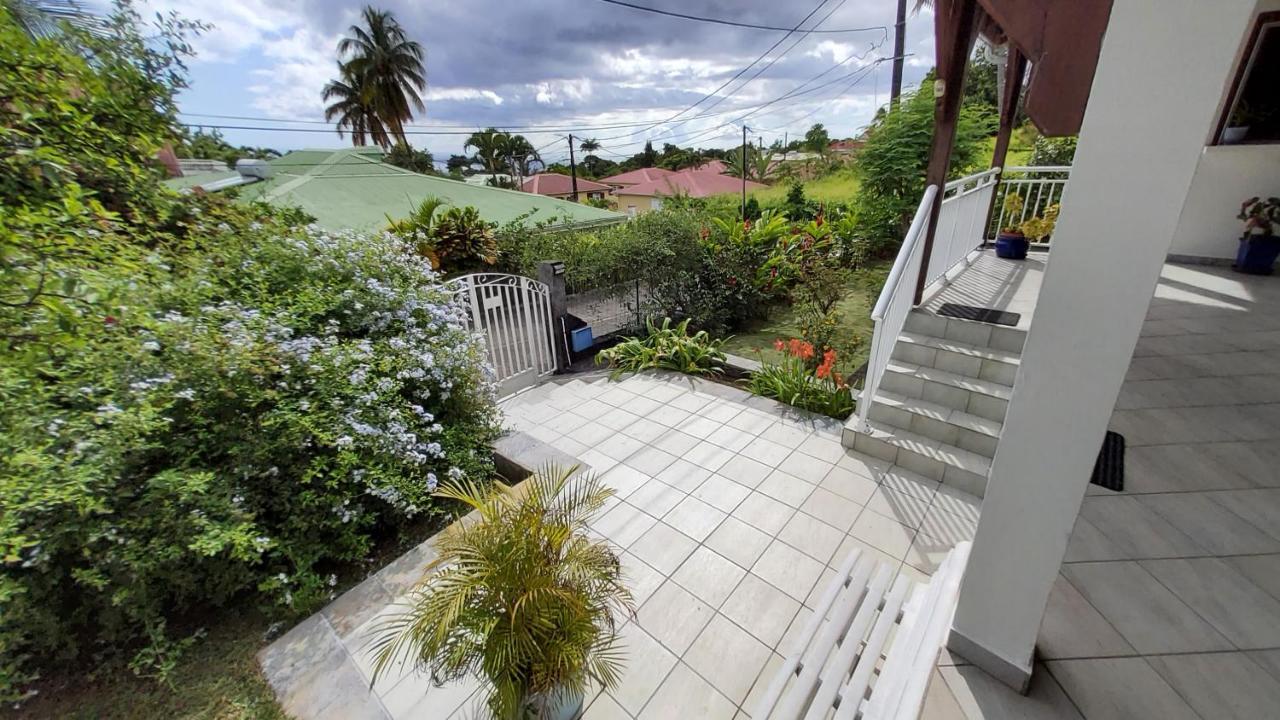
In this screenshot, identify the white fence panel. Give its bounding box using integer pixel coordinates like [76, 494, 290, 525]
[448, 273, 556, 397]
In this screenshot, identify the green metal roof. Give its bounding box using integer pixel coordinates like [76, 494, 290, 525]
[164, 170, 239, 190]
[164, 148, 624, 231]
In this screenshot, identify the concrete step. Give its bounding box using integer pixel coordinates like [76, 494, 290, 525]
[893, 332, 1021, 386]
[869, 391, 1001, 458]
[904, 310, 1026, 354]
[880, 361, 1012, 423]
[842, 420, 989, 497]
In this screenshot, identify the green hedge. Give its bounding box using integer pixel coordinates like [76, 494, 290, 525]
[0, 9, 498, 698]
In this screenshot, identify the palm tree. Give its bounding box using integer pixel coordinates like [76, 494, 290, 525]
[465, 127, 512, 182]
[578, 137, 601, 153]
[7, 0, 106, 39]
[332, 6, 425, 147]
[505, 134, 542, 185]
[322, 64, 390, 147]
[371, 465, 633, 719]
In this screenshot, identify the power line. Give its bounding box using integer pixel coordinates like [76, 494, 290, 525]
[179, 111, 752, 134]
[592, 0, 834, 144]
[591, 0, 888, 36]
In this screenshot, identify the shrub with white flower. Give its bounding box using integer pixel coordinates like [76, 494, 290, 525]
[1, 209, 500, 695]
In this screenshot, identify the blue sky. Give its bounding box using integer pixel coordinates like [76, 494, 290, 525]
[144, 0, 937, 164]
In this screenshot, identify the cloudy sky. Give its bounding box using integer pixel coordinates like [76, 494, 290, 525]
[141, 0, 937, 164]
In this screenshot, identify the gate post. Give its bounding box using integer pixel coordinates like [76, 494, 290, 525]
[537, 261, 571, 371]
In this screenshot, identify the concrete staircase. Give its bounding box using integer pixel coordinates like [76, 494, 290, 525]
[842, 310, 1027, 497]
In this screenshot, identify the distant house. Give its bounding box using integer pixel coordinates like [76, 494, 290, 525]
[163, 147, 623, 231]
[611, 170, 765, 216]
[828, 139, 864, 154]
[684, 159, 728, 174]
[599, 167, 678, 193]
[521, 172, 613, 202]
[462, 173, 514, 187]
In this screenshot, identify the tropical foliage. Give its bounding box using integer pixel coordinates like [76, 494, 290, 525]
[597, 318, 727, 378]
[464, 127, 544, 186]
[852, 81, 991, 252]
[388, 197, 499, 272]
[0, 7, 497, 701]
[749, 340, 856, 419]
[371, 465, 633, 720]
[323, 6, 425, 148]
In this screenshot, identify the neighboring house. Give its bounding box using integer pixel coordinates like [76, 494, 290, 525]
[520, 172, 613, 202]
[162, 147, 623, 231]
[836, 0, 1280, 715]
[598, 167, 678, 193]
[828, 139, 864, 154]
[769, 150, 820, 162]
[684, 159, 728, 174]
[611, 170, 766, 215]
[462, 173, 514, 187]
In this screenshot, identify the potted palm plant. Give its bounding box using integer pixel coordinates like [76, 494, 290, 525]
[995, 192, 1030, 259]
[1235, 196, 1280, 275]
[370, 465, 634, 719]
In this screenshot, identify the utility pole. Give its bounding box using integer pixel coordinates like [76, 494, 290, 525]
[890, 0, 907, 105]
[567, 134, 579, 202]
[741, 126, 748, 221]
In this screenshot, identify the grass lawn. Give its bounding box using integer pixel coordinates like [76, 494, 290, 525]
[749, 170, 861, 205]
[720, 259, 892, 373]
[8, 609, 288, 720]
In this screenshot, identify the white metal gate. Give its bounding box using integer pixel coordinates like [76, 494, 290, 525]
[447, 273, 556, 397]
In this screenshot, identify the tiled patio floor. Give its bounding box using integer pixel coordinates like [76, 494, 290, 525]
[920, 262, 1280, 719]
[259, 370, 981, 719]
[920, 250, 1046, 332]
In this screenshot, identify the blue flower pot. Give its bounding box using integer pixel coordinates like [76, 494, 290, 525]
[1235, 236, 1280, 275]
[995, 232, 1029, 260]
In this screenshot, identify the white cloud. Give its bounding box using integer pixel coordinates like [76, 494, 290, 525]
[247, 27, 339, 119]
[141, 0, 312, 62]
[426, 88, 504, 105]
[530, 79, 591, 105]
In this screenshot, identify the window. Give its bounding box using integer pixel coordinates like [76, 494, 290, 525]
[1216, 12, 1280, 145]
[626, 205, 636, 217]
[652, 197, 664, 210]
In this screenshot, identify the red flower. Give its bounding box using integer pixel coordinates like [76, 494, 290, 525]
[104, 315, 117, 326]
[816, 349, 837, 379]
[773, 339, 786, 351]
[787, 339, 815, 360]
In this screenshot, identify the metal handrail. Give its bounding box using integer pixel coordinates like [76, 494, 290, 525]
[859, 185, 939, 430]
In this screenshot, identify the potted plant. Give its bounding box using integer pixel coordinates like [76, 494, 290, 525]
[1019, 203, 1061, 245]
[995, 192, 1030, 259]
[1235, 196, 1280, 275]
[371, 465, 635, 720]
[1223, 100, 1271, 144]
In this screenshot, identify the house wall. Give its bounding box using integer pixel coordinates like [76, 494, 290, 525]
[612, 193, 659, 216]
[948, 0, 1260, 691]
[1168, 0, 1280, 260]
[1169, 145, 1280, 259]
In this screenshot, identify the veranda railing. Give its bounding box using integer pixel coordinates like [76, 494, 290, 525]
[987, 165, 1072, 241]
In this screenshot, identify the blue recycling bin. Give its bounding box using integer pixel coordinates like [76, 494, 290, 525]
[570, 326, 594, 352]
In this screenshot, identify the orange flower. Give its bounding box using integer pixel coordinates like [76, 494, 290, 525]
[787, 338, 815, 360]
[773, 339, 786, 351]
[816, 349, 837, 379]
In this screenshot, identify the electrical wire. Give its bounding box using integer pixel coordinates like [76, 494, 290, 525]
[590, 0, 888, 36]
[590, 0, 834, 144]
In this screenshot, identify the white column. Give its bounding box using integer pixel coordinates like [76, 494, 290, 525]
[947, 0, 1260, 692]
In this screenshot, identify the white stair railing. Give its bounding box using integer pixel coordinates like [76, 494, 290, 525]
[989, 165, 1072, 241]
[923, 167, 1001, 288]
[857, 169, 1004, 431]
[856, 185, 937, 432]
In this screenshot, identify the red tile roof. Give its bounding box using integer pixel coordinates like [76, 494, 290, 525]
[617, 171, 765, 198]
[521, 172, 612, 196]
[683, 159, 728, 174]
[600, 167, 677, 186]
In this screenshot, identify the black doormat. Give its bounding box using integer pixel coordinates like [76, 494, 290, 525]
[937, 303, 1022, 327]
[1090, 431, 1125, 492]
